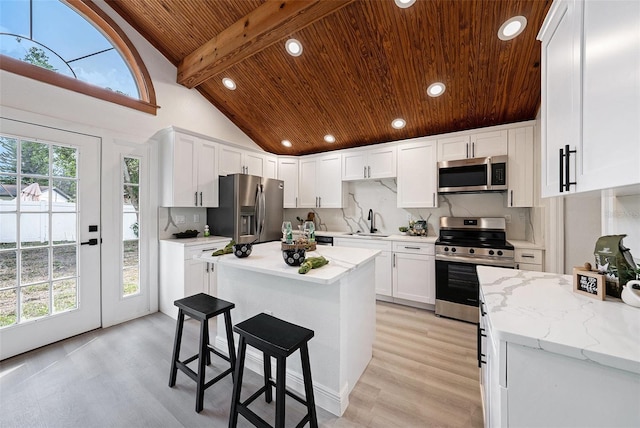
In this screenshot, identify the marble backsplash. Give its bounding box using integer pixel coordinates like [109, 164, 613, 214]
[285, 179, 536, 242]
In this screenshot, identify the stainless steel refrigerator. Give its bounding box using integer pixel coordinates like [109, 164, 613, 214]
[207, 174, 284, 244]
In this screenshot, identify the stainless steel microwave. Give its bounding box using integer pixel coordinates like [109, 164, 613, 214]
[437, 156, 507, 193]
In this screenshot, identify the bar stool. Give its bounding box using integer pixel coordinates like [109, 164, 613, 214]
[229, 313, 318, 428]
[169, 293, 236, 413]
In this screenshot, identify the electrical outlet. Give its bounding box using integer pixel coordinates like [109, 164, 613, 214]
[193, 214, 200, 223]
[505, 214, 512, 224]
[176, 215, 186, 224]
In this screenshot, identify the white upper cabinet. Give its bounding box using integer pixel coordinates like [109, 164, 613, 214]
[437, 130, 507, 161]
[539, 0, 640, 197]
[157, 130, 219, 207]
[298, 153, 344, 208]
[507, 126, 535, 207]
[397, 138, 438, 208]
[263, 155, 277, 179]
[470, 130, 508, 158]
[342, 146, 396, 180]
[218, 145, 267, 177]
[277, 157, 299, 208]
[437, 135, 470, 161]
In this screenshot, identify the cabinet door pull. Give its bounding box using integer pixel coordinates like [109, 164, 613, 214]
[466, 143, 469, 158]
[404, 246, 421, 250]
[295, 196, 297, 208]
[318, 197, 321, 207]
[393, 253, 396, 267]
[368, 166, 371, 178]
[472, 142, 475, 158]
[199, 192, 203, 206]
[564, 144, 576, 192]
[432, 192, 435, 207]
[364, 166, 367, 179]
[559, 147, 565, 193]
[510, 190, 513, 207]
[521, 253, 536, 258]
[194, 192, 198, 206]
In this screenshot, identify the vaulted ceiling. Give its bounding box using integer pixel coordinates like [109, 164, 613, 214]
[106, 0, 551, 155]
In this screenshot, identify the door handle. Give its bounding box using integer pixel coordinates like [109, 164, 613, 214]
[81, 238, 99, 246]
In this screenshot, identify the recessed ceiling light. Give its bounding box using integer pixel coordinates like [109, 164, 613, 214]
[281, 140, 292, 147]
[324, 134, 336, 143]
[285, 39, 303, 57]
[391, 118, 406, 129]
[427, 82, 446, 97]
[498, 16, 527, 41]
[394, 0, 416, 8]
[222, 77, 236, 90]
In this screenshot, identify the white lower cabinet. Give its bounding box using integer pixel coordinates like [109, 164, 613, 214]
[392, 242, 435, 304]
[159, 238, 229, 319]
[479, 294, 640, 427]
[333, 237, 392, 297]
[514, 248, 544, 271]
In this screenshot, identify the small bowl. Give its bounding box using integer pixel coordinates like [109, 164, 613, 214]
[233, 243, 252, 258]
[283, 248, 306, 266]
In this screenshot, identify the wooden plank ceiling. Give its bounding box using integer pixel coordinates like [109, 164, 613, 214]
[107, 0, 551, 156]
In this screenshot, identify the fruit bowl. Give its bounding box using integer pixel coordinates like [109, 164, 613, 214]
[283, 248, 306, 266]
[233, 243, 252, 258]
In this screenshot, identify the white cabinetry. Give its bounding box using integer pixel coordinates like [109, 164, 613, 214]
[392, 242, 435, 304]
[437, 130, 507, 161]
[263, 155, 277, 179]
[342, 145, 396, 180]
[277, 157, 299, 208]
[159, 238, 229, 319]
[539, 0, 640, 197]
[298, 153, 344, 208]
[333, 237, 392, 297]
[507, 126, 534, 207]
[480, 295, 640, 426]
[514, 248, 544, 271]
[397, 139, 438, 208]
[218, 145, 267, 176]
[157, 130, 219, 207]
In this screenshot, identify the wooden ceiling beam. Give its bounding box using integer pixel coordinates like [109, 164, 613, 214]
[177, 0, 354, 88]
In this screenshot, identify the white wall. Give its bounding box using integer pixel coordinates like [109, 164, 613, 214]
[564, 195, 601, 272]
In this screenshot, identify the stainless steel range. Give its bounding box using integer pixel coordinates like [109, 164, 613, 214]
[435, 217, 514, 323]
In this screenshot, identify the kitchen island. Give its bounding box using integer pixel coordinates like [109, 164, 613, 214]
[199, 241, 379, 416]
[477, 266, 640, 427]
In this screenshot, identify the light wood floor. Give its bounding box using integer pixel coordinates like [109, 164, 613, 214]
[0, 302, 482, 427]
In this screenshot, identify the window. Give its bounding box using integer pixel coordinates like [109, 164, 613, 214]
[122, 156, 139, 297]
[0, 134, 79, 327]
[0, 0, 157, 114]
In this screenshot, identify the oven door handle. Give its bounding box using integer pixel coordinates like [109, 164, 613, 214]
[436, 254, 514, 268]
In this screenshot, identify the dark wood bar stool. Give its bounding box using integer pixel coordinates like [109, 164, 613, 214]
[169, 293, 236, 413]
[229, 313, 318, 428]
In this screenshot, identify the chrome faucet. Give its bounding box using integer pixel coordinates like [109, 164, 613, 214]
[367, 209, 377, 234]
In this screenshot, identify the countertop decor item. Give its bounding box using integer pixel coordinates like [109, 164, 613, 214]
[233, 243, 252, 258]
[173, 230, 199, 239]
[621, 280, 640, 308]
[283, 248, 306, 266]
[572, 265, 605, 300]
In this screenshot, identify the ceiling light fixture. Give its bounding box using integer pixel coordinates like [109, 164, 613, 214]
[427, 82, 446, 97]
[394, 0, 416, 8]
[498, 16, 527, 41]
[324, 134, 336, 143]
[281, 140, 292, 147]
[222, 77, 236, 90]
[391, 118, 406, 129]
[285, 39, 303, 57]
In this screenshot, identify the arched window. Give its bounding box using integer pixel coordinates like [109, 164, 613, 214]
[0, 0, 158, 115]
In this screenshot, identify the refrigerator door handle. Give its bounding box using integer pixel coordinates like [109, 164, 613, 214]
[254, 184, 261, 238]
[259, 185, 266, 237]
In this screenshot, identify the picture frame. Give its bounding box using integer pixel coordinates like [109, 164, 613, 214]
[572, 268, 605, 300]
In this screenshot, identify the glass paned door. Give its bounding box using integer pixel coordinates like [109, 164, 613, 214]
[0, 118, 100, 360]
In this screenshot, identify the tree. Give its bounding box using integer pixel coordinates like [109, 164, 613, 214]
[15, 38, 57, 72]
[123, 158, 140, 237]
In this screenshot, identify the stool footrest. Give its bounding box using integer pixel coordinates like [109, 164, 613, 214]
[209, 346, 232, 363]
[175, 361, 198, 383]
[182, 354, 199, 365]
[203, 367, 234, 389]
[237, 405, 272, 428]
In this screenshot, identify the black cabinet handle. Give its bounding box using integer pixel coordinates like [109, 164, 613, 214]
[559, 145, 577, 192]
[559, 147, 564, 193]
[194, 192, 198, 206]
[199, 192, 203, 206]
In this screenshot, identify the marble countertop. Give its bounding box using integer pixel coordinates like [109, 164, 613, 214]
[478, 266, 640, 374]
[508, 239, 545, 250]
[317, 230, 437, 244]
[160, 235, 231, 246]
[199, 241, 379, 285]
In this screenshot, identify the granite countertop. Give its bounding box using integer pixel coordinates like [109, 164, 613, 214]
[198, 241, 379, 285]
[478, 266, 640, 374]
